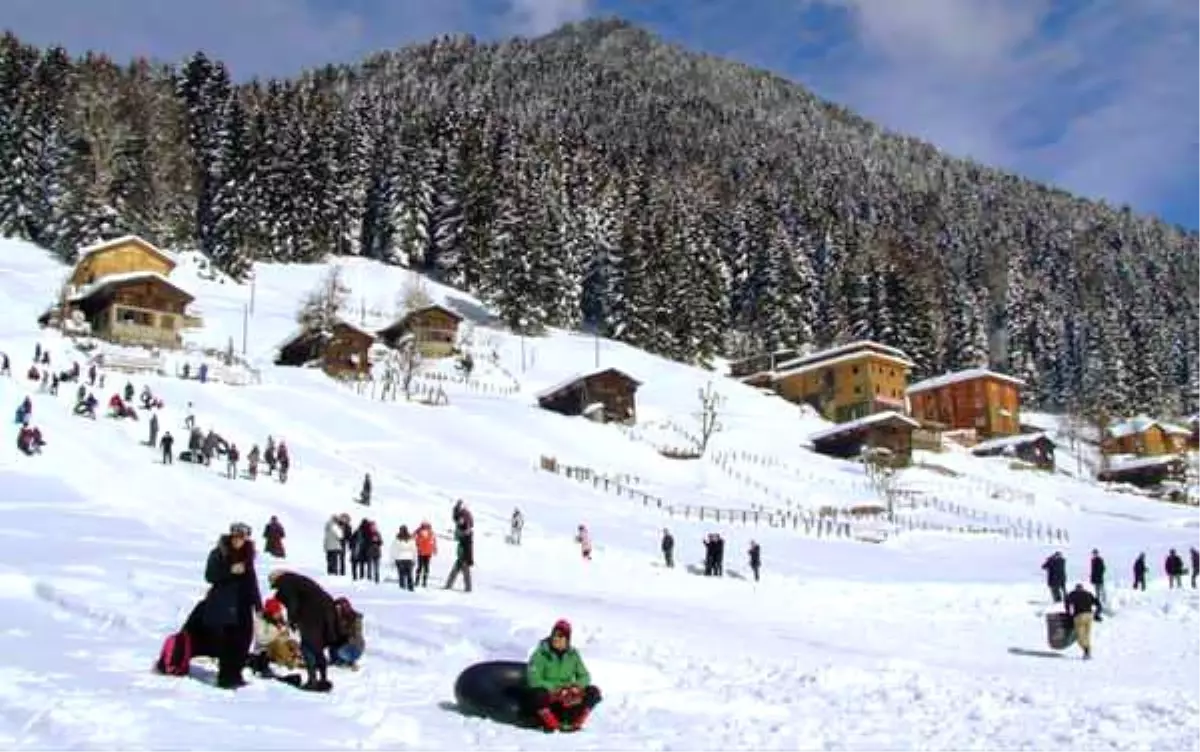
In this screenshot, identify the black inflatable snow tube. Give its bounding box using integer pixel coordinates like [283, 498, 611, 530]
[453, 660, 538, 728]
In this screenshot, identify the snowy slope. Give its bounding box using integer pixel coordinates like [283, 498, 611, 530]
[0, 238, 1197, 750]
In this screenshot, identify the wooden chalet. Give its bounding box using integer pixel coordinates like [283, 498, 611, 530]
[536, 368, 640, 425]
[771, 341, 912, 423]
[1101, 416, 1191, 457]
[907, 367, 1025, 438]
[275, 321, 375, 378]
[69, 235, 178, 288]
[45, 234, 201, 349]
[67, 272, 197, 349]
[376, 304, 463, 359]
[1097, 455, 1187, 488]
[807, 411, 919, 465]
[971, 431, 1055, 470]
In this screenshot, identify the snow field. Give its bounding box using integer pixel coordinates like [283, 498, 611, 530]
[0, 237, 1196, 750]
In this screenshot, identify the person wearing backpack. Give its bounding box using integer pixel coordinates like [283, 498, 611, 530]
[201, 522, 262, 689]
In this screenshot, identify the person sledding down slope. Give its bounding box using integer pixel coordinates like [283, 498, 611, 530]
[526, 620, 603, 732]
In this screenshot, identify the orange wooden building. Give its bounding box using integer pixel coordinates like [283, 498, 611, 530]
[1101, 416, 1192, 457]
[906, 367, 1025, 438]
[770, 340, 912, 423]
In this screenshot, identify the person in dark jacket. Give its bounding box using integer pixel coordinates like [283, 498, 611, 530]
[714, 534, 725, 576]
[1089, 549, 1107, 609]
[660, 528, 674, 568]
[266, 569, 339, 691]
[702, 535, 716, 576]
[444, 520, 474, 592]
[1064, 584, 1100, 660]
[160, 430, 174, 464]
[1133, 553, 1147, 590]
[263, 516, 286, 558]
[748, 541, 762, 582]
[329, 597, 365, 669]
[1165, 549, 1184, 588]
[202, 522, 263, 689]
[1041, 551, 1067, 602]
[1191, 548, 1199, 589]
[357, 473, 371, 506]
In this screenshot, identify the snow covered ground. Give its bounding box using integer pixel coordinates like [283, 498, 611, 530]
[0, 237, 1197, 750]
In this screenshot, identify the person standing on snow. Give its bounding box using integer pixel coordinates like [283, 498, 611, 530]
[1132, 553, 1147, 590]
[246, 444, 260, 480]
[1064, 583, 1100, 660]
[148, 410, 159, 448]
[444, 516, 474, 593]
[526, 619, 603, 732]
[576, 525, 592, 560]
[714, 533, 726, 576]
[226, 443, 240, 479]
[509, 508, 524, 545]
[1165, 549, 1184, 588]
[160, 430, 174, 464]
[390, 526, 416, 591]
[748, 541, 762, 582]
[358, 474, 372, 506]
[263, 516, 286, 558]
[1041, 551, 1067, 602]
[201, 522, 262, 689]
[1089, 549, 1107, 611]
[1191, 547, 1199, 589]
[323, 515, 345, 576]
[414, 522, 437, 587]
[661, 528, 674, 568]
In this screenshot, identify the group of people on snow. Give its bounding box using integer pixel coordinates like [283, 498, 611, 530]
[1042, 545, 1200, 659]
[660, 529, 763, 581]
[158, 522, 368, 692]
[321, 500, 474, 593]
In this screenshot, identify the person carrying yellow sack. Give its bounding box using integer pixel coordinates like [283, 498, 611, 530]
[247, 597, 303, 676]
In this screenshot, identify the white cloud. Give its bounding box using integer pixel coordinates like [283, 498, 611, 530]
[504, 0, 594, 36]
[797, 0, 1199, 216]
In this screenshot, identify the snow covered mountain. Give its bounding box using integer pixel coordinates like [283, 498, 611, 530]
[0, 237, 1196, 750]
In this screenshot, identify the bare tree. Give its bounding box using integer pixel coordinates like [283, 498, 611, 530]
[862, 446, 904, 523]
[396, 271, 433, 314]
[694, 381, 726, 454]
[296, 267, 350, 334]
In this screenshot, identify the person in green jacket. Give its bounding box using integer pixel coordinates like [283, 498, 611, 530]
[526, 619, 602, 732]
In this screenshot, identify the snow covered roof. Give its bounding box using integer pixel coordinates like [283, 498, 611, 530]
[773, 350, 913, 381]
[1106, 415, 1191, 439]
[76, 235, 177, 268]
[774, 340, 912, 377]
[535, 367, 642, 400]
[1106, 454, 1185, 472]
[972, 431, 1052, 455]
[807, 410, 920, 443]
[69, 271, 194, 303]
[907, 367, 1025, 395]
[378, 304, 463, 334]
[276, 320, 375, 352]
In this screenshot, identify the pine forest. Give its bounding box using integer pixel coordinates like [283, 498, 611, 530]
[0, 19, 1196, 416]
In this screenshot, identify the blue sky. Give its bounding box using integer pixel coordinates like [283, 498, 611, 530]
[5, 0, 1197, 229]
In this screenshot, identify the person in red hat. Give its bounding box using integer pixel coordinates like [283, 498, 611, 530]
[526, 619, 602, 732]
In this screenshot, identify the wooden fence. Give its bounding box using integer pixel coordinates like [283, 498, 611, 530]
[613, 418, 1071, 544]
[535, 454, 1069, 544]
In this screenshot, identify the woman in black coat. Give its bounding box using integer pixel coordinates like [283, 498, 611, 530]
[203, 522, 262, 689]
[267, 569, 339, 691]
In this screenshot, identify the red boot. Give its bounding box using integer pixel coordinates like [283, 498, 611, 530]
[536, 708, 560, 732]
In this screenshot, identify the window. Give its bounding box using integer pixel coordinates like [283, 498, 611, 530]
[852, 366, 859, 375]
[117, 307, 154, 326]
[875, 385, 881, 394]
[854, 385, 862, 394]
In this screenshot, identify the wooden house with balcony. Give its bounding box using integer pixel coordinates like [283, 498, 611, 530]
[770, 340, 912, 423]
[50, 235, 202, 349]
[907, 367, 1025, 438]
[536, 367, 641, 425]
[275, 320, 375, 379]
[376, 304, 463, 359]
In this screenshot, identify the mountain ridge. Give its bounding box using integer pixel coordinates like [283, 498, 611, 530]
[0, 19, 1195, 417]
